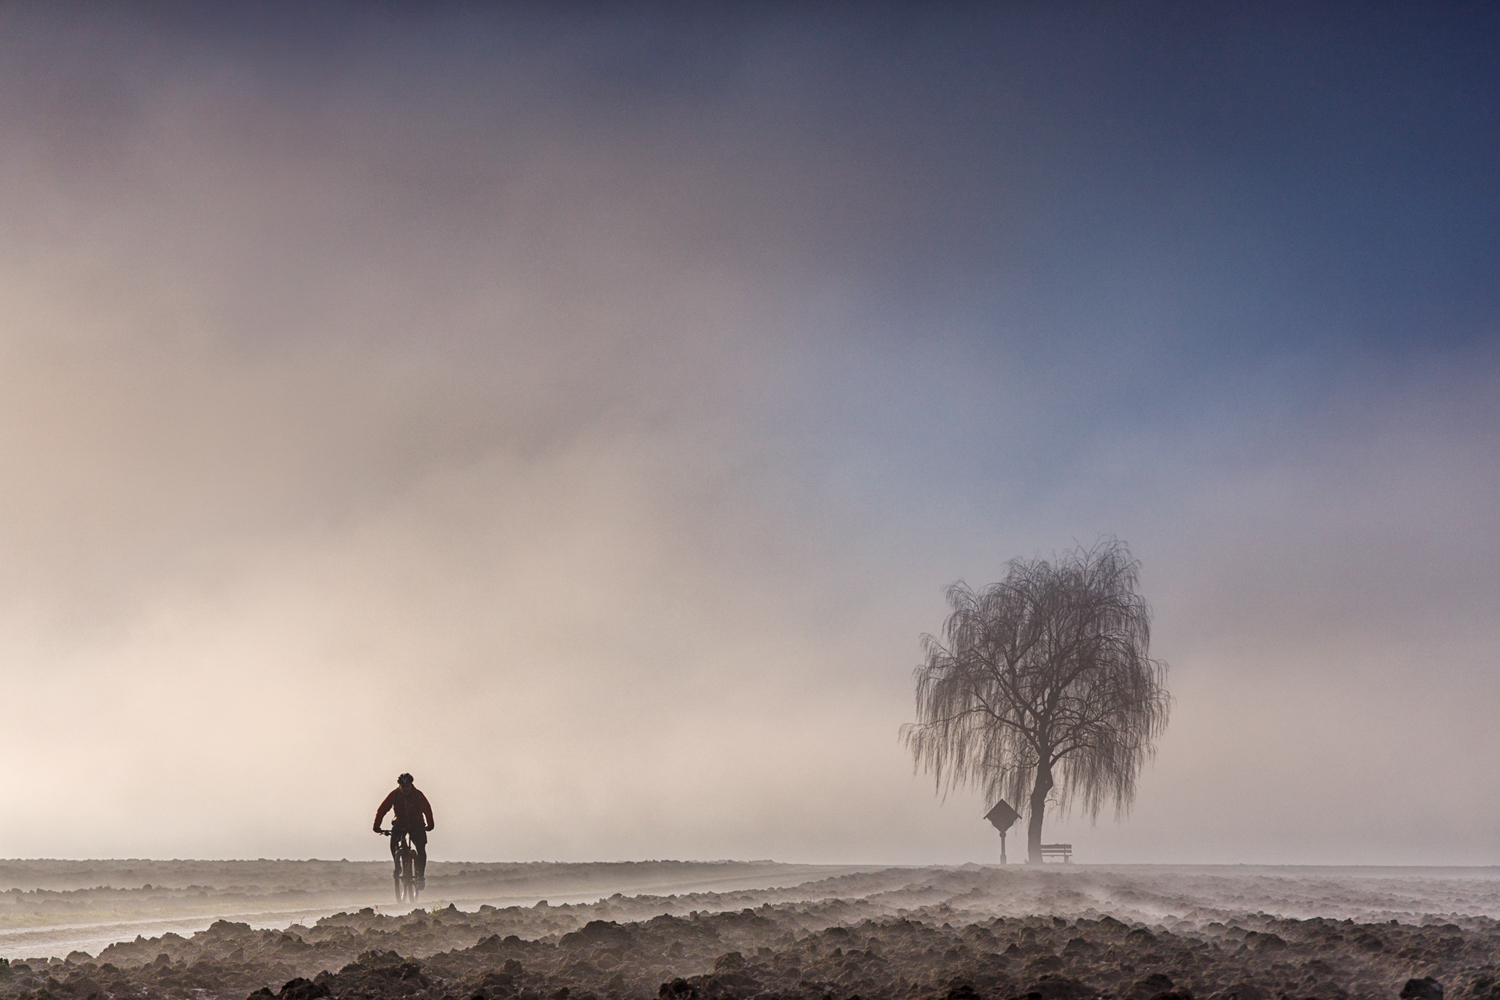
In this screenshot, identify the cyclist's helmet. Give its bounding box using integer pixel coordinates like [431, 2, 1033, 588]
[397, 773, 414, 786]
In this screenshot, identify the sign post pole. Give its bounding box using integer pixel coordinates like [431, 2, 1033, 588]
[984, 799, 1021, 866]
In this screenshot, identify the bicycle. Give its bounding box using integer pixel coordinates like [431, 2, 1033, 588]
[378, 827, 421, 904]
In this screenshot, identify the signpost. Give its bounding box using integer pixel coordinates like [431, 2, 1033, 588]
[984, 799, 1021, 865]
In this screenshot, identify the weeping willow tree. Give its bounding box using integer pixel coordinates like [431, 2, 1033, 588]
[902, 539, 1170, 863]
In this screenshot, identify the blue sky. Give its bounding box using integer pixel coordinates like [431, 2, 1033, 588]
[0, 4, 1496, 864]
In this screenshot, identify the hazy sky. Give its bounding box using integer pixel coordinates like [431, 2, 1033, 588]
[2, 4, 1497, 866]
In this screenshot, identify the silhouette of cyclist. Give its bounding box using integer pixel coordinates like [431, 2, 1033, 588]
[373, 772, 434, 888]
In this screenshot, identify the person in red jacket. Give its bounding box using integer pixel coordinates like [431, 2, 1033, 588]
[373, 772, 434, 887]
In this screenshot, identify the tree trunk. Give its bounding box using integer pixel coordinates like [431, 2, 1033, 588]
[1026, 763, 1054, 863]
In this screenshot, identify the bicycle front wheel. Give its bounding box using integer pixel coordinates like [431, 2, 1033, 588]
[401, 847, 418, 903]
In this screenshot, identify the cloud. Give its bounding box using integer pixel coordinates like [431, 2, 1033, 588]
[0, 6, 1495, 864]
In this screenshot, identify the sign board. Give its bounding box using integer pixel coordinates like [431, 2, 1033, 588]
[984, 799, 1020, 833]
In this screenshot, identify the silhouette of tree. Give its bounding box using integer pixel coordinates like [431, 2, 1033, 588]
[902, 539, 1170, 863]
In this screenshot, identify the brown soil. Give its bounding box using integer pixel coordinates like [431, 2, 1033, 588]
[1, 884, 1496, 1000]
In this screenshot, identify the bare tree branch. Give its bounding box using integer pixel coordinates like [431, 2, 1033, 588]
[901, 538, 1171, 862]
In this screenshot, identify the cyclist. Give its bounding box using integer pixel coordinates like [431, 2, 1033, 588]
[373, 772, 434, 889]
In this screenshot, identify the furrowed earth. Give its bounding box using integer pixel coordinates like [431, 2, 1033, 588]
[2, 863, 1498, 1000]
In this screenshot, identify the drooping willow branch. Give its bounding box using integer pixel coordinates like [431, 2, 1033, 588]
[902, 538, 1171, 825]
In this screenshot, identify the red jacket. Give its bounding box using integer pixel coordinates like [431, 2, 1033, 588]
[375, 786, 434, 830]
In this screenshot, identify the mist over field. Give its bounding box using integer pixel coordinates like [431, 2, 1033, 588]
[4, 8, 1500, 1000]
[2, 2, 1498, 876]
[8, 859, 1500, 1000]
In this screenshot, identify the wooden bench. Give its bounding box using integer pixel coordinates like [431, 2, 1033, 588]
[1040, 843, 1073, 863]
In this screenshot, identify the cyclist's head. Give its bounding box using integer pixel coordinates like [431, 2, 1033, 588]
[397, 773, 414, 786]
